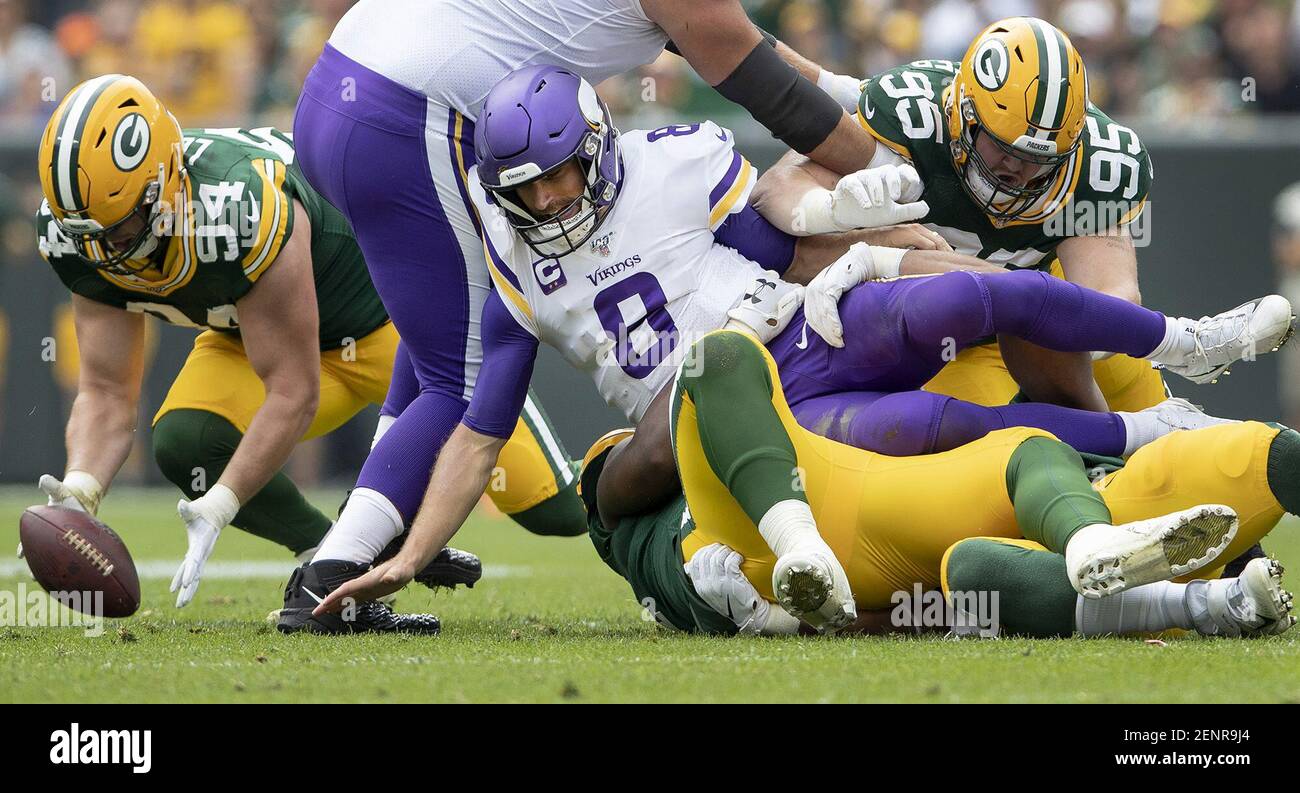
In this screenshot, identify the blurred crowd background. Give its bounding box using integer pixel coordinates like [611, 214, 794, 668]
[4, 0, 1300, 489]
[6, 0, 1300, 137]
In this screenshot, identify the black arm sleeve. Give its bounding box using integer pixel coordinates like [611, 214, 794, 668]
[665, 25, 776, 56]
[712, 39, 842, 155]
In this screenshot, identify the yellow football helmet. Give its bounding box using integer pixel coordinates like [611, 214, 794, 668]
[38, 75, 184, 272]
[945, 18, 1088, 222]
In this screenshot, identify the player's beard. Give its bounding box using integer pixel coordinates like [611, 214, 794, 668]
[527, 194, 601, 256]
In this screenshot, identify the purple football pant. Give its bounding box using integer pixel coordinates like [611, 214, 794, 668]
[767, 269, 1169, 456]
[294, 44, 490, 521]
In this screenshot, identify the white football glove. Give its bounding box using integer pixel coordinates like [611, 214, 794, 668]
[24, 471, 105, 557]
[171, 484, 240, 608]
[804, 242, 908, 348]
[796, 163, 928, 234]
[685, 544, 771, 634]
[724, 272, 805, 344]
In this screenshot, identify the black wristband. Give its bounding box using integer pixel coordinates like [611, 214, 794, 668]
[713, 40, 842, 154]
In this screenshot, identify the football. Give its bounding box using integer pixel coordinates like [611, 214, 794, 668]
[19, 505, 140, 618]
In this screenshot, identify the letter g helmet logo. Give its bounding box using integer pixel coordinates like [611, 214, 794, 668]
[112, 113, 151, 172]
[973, 40, 1009, 91]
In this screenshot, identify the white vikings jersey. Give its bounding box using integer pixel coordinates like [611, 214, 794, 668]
[329, 0, 669, 118]
[470, 121, 761, 422]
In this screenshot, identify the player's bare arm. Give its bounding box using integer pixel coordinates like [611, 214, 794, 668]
[218, 200, 321, 505]
[316, 425, 506, 612]
[59, 294, 148, 504]
[749, 149, 927, 237]
[1056, 229, 1143, 304]
[640, 0, 875, 175]
[168, 200, 324, 607]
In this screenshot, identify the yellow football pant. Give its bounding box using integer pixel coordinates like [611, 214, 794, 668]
[922, 344, 1169, 412]
[675, 335, 1051, 609]
[675, 336, 1285, 609]
[921, 261, 1168, 412]
[941, 421, 1286, 590]
[154, 322, 573, 515]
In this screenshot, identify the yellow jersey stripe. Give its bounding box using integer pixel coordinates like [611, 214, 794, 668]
[243, 159, 290, 281]
[856, 111, 912, 159]
[708, 157, 752, 228]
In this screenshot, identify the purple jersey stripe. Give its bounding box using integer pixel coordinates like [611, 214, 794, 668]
[708, 149, 743, 210]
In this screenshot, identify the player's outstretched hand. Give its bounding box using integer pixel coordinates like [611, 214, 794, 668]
[829, 163, 928, 231]
[28, 472, 105, 558]
[38, 472, 101, 514]
[314, 557, 414, 616]
[170, 485, 239, 608]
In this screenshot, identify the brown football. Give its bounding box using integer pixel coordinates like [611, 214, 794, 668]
[19, 505, 140, 618]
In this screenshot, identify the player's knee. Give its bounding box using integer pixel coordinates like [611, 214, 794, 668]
[152, 409, 239, 496]
[931, 397, 997, 453]
[1266, 427, 1300, 514]
[506, 479, 588, 537]
[942, 538, 1001, 598]
[1005, 435, 1082, 497]
[681, 331, 769, 394]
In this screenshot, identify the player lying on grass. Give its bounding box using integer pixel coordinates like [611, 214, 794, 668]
[583, 330, 1294, 638]
[32, 75, 584, 626]
[755, 17, 1185, 417]
[308, 66, 1289, 631]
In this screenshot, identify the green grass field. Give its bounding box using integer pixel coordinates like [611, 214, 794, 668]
[2, 485, 1299, 703]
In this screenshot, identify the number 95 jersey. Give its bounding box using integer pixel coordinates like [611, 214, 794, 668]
[857, 60, 1153, 270]
[470, 120, 763, 422]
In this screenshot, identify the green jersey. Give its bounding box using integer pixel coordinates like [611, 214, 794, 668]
[37, 127, 387, 349]
[581, 452, 737, 635]
[857, 60, 1153, 269]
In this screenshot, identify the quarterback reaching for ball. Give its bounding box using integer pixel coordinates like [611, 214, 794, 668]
[585, 330, 1294, 639]
[31, 76, 586, 627]
[283, 0, 882, 632]
[309, 66, 1291, 631]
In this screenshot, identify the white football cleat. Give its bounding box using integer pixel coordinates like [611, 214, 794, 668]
[1158, 295, 1296, 384]
[1142, 397, 1239, 434]
[1066, 504, 1238, 599]
[1227, 558, 1295, 637]
[1192, 558, 1295, 637]
[772, 545, 856, 632]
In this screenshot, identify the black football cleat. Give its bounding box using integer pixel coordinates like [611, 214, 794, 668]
[374, 533, 483, 591]
[276, 560, 441, 635]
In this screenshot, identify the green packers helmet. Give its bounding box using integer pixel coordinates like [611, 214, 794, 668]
[38, 75, 185, 273]
[945, 17, 1088, 223]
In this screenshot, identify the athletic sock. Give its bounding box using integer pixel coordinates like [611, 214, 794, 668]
[1267, 427, 1300, 514]
[1144, 317, 1195, 363]
[678, 332, 823, 555]
[1075, 580, 1195, 635]
[370, 414, 397, 450]
[313, 487, 405, 565]
[1005, 436, 1114, 553]
[757, 500, 822, 558]
[1117, 409, 1159, 456]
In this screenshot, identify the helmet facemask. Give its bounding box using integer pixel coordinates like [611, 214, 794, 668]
[486, 126, 621, 259]
[950, 93, 1078, 223]
[57, 160, 173, 275]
